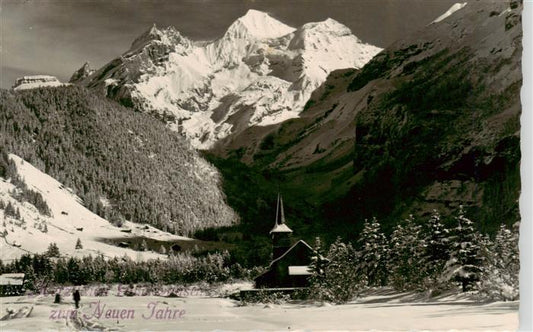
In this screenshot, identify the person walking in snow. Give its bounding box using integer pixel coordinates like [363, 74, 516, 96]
[73, 289, 81, 309]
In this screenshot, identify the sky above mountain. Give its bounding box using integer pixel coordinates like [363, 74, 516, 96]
[0, 0, 459, 89]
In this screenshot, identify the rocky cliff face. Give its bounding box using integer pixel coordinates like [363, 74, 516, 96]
[212, 0, 522, 233]
[74, 10, 381, 148]
[69, 62, 95, 84]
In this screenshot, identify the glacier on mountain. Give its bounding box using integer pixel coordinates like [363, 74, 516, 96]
[77, 9, 382, 148]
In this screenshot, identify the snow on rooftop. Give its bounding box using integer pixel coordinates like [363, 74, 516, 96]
[270, 223, 293, 233]
[0, 273, 25, 285]
[432, 2, 467, 24]
[288, 266, 312, 276]
[270, 240, 313, 267]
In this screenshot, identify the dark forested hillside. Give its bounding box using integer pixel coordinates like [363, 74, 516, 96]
[0, 86, 236, 235]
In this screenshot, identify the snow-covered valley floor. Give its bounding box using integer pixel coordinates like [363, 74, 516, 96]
[0, 289, 518, 331]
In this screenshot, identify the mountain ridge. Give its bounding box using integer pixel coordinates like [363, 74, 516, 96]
[73, 10, 382, 148]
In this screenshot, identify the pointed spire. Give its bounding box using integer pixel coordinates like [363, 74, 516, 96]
[275, 193, 280, 226]
[280, 195, 286, 224]
[270, 193, 292, 234]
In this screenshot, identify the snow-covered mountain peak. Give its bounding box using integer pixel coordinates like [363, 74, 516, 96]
[226, 9, 295, 39]
[129, 24, 191, 52]
[130, 23, 161, 50]
[77, 11, 382, 148]
[300, 18, 353, 35]
[289, 18, 357, 50]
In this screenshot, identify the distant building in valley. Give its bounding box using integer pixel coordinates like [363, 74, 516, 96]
[0, 273, 25, 296]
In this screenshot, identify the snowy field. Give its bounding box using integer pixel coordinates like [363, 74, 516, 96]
[0, 288, 518, 331]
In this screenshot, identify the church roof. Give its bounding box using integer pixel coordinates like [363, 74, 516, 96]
[269, 239, 313, 266]
[270, 223, 293, 233]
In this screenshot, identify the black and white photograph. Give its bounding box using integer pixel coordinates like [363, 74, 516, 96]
[0, 0, 530, 330]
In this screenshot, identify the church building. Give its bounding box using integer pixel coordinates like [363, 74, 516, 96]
[254, 194, 315, 288]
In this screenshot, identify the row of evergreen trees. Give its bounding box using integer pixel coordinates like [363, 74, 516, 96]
[309, 208, 519, 303]
[0, 249, 259, 288]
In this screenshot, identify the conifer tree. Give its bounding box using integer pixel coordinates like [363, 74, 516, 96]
[442, 207, 482, 292]
[23, 265, 36, 291]
[422, 210, 450, 289]
[308, 237, 327, 300]
[356, 218, 389, 287]
[67, 257, 83, 285]
[322, 237, 359, 303]
[75, 238, 83, 250]
[4, 202, 15, 218]
[478, 223, 520, 300]
[388, 216, 426, 291]
[46, 242, 60, 257]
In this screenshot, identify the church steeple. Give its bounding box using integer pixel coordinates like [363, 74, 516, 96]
[270, 194, 292, 259]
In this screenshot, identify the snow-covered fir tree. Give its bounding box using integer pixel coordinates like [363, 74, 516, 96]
[421, 210, 450, 289]
[441, 207, 483, 292]
[388, 215, 426, 291]
[23, 265, 36, 291]
[308, 237, 328, 300]
[478, 223, 520, 300]
[322, 237, 360, 303]
[356, 218, 389, 287]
